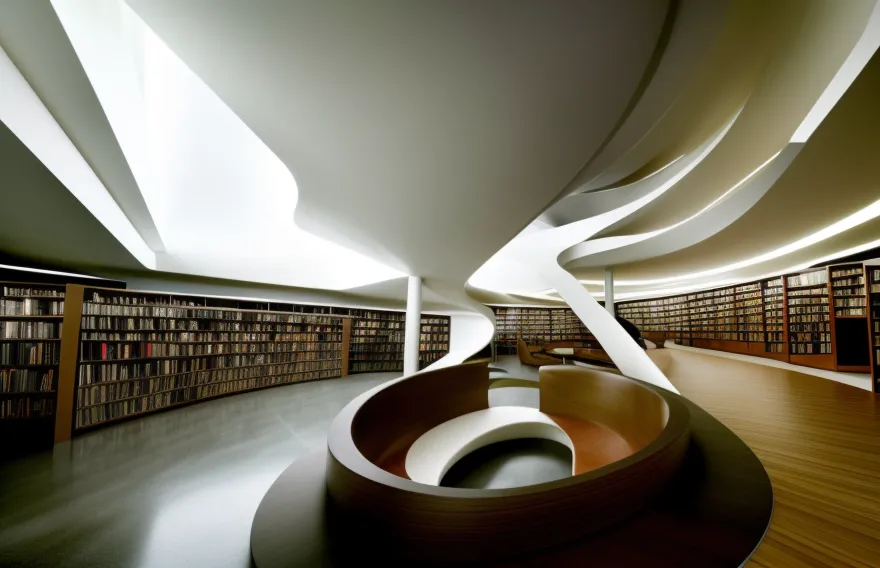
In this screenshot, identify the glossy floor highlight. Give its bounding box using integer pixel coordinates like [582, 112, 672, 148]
[0, 373, 398, 568]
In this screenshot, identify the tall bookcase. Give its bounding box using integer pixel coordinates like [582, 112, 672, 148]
[338, 310, 452, 374]
[72, 287, 345, 431]
[615, 263, 879, 375]
[346, 309, 406, 373]
[491, 307, 592, 355]
[0, 282, 65, 456]
[828, 263, 871, 373]
[785, 269, 833, 369]
[419, 316, 451, 370]
[0, 278, 453, 452]
[867, 266, 880, 393]
[761, 277, 786, 359]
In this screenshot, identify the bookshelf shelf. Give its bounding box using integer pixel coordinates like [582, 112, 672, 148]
[615, 263, 878, 374]
[866, 265, 880, 393]
[1, 282, 66, 457]
[419, 316, 450, 369]
[491, 307, 592, 355]
[0, 277, 454, 448]
[72, 287, 345, 430]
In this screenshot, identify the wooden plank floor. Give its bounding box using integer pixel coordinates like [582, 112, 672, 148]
[649, 349, 880, 567]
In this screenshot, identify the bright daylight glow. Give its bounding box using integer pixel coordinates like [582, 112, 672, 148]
[50, 0, 403, 290]
[0, 42, 156, 268]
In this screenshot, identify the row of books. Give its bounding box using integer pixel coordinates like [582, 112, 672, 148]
[0, 369, 54, 393]
[791, 343, 832, 354]
[349, 344, 403, 354]
[349, 353, 403, 361]
[350, 361, 402, 372]
[80, 316, 338, 333]
[0, 321, 61, 339]
[831, 268, 863, 279]
[834, 298, 867, 307]
[84, 303, 343, 324]
[75, 370, 339, 428]
[833, 288, 866, 296]
[790, 333, 831, 342]
[1, 398, 54, 419]
[80, 341, 340, 361]
[79, 331, 336, 343]
[788, 309, 830, 317]
[787, 271, 827, 287]
[420, 333, 449, 342]
[3, 286, 63, 298]
[76, 363, 341, 406]
[789, 323, 830, 331]
[356, 320, 404, 329]
[347, 310, 406, 321]
[76, 354, 342, 385]
[788, 297, 829, 306]
[0, 343, 59, 366]
[832, 276, 864, 287]
[0, 299, 64, 316]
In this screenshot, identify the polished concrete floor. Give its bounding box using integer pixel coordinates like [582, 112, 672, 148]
[0, 373, 399, 568]
[440, 438, 571, 489]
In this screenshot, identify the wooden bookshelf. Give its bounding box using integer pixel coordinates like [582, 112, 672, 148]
[785, 269, 834, 370]
[419, 315, 451, 370]
[491, 307, 592, 355]
[761, 277, 787, 361]
[0, 282, 66, 457]
[71, 286, 345, 432]
[867, 266, 880, 393]
[345, 309, 405, 373]
[829, 263, 871, 372]
[737, 282, 763, 356]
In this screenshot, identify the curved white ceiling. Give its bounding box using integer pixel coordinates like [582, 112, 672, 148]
[122, 0, 671, 291]
[2, 0, 880, 318]
[472, 0, 880, 304]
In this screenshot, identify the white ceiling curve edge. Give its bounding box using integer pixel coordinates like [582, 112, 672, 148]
[48, 0, 404, 290]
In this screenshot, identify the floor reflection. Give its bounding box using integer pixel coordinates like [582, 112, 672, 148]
[0, 373, 398, 568]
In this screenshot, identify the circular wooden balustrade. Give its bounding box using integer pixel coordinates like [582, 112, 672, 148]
[251, 362, 773, 567]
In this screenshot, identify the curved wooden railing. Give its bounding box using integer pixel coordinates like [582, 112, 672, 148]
[325, 362, 691, 563]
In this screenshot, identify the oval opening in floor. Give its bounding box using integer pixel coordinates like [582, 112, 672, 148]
[439, 438, 572, 489]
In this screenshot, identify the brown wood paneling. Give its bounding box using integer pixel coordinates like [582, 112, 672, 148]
[540, 365, 669, 452]
[789, 353, 835, 370]
[350, 361, 489, 468]
[326, 363, 691, 563]
[54, 284, 83, 443]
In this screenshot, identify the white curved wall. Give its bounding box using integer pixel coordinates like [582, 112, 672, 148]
[405, 407, 574, 486]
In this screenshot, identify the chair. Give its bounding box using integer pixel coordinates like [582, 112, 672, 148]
[517, 336, 559, 366]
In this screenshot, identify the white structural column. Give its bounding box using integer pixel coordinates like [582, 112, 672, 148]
[604, 267, 614, 316]
[404, 276, 423, 375]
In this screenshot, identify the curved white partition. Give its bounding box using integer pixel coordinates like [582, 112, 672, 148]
[405, 406, 574, 486]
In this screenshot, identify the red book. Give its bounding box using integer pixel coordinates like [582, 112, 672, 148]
[102, 343, 107, 360]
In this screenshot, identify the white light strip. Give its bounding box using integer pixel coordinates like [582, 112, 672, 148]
[0, 263, 108, 279]
[571, 238, 880, 301]
[790, 0, 880, 143]
[577, 197, 880, 288]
